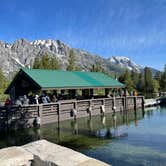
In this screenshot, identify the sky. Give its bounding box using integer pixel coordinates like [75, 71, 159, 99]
[0, 0, 166, 71]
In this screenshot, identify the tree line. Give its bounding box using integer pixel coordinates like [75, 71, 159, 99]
[0, 69, 10, 101]
[118, 65, 166, 97]
[33, 49, 110, 74]
[33, 49, 80, 71]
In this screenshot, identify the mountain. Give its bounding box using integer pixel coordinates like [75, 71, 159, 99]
[0, 39, 123, 76]
[108, 56, 142, 72]
[0, 38, 158, 77]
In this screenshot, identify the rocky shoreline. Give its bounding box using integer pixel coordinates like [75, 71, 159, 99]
[0, 139, 110, 166]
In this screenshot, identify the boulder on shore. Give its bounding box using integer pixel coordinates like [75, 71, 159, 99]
[22, 139, 110, 166]
[0, 139, 110, 166]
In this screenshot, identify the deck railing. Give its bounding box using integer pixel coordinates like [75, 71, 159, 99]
[0, 96, 144, 127]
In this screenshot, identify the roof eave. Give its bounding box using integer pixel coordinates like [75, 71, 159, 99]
[41, 85, 126, 90]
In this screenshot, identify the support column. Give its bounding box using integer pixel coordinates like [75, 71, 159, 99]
[105, 88, 109, 97]
[57, 103, 60, 123]
[90, 89, 94, 98]
[124, 88, 127, 110]
[82, 89, 90, 98]
[82, 89, 86, 98]
[69, 89, 76, 99]
[134, 96, 137, 111]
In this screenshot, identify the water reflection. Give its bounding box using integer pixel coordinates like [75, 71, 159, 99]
[0, 108, 143, 149]
[1, 106, 166, 166]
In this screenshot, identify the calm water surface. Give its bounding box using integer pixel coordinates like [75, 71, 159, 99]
[0, 105, 166, 166]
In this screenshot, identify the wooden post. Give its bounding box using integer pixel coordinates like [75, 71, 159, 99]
[89, 100, 92, 118]
[142, 96, 145, 117]
[102, 99, 105, 106]
[74, 101, 77, 110]
[38, 104, 43, 126]
[57, 103, 60, 123]
[73, 102, 77, 120]
[122, 97, 125, 112]
[123, 88, 128, 111]
[134, 96, 137, 111]
[142, 96, 145, 109]
[113, 96, 116, 113]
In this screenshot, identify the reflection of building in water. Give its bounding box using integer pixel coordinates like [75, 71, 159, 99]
[101, 116, 106, 127]
[33, 128, 41, 140]
[109, 126, 128, 139]
[95, 113, 129, 139]
[71, 120, 78, 135]
[96, 128, 107, 138]
[112, 113, 117, 128]
[134, 112, 138, 126]
[56, 123, 61, 141]
[87, 119, 93, 133]
[95, 116, 107, 138]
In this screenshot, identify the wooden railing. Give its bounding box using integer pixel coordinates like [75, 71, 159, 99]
[0, 96, 144, 127]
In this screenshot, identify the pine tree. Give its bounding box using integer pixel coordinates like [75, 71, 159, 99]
[137, 73, 145, 93]
[0, 69, 8, 95]
[154, 71, 162, 82]
[154, 71, 162, 91]
[67, 49, 76, 71]
[33, 57, 40, 69]
[41, 54, 50, 69]
[90, 63, 102, 72]
[144, 67, 153, 93]
[49, 56, 60, 70]
[152, 79, 160, 93]
[160, 64, 166, 91]
[119, 70, 133, 93]
[131, 70, 139, 89]
[90, 63, 108, 75]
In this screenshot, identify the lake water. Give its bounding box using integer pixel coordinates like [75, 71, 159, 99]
[0, 105, 166, 166]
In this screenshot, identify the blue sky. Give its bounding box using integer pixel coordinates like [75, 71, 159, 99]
[0, 0, 166, 70]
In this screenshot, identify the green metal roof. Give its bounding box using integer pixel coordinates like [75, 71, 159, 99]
[20, 68, 124, 89]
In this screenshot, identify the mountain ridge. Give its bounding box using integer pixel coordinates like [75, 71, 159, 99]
[0, 38, 158, 77]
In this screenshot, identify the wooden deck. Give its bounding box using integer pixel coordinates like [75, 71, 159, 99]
[0, 96, 144, 128]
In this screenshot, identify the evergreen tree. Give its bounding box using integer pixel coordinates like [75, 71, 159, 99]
[137, 73, 145, 93]
[33, 57, 40, 69]
[131, 70, 139, 89]
[119, 70, 133, 93]
[90, 63, 108, 75]
[0, 69, 8, 95]
[154, 71, 162, 91]
[154, 71, 162, 82]
[91, 63, 102, 72]
[152, 79, 160, 93]
[144, 67, 153, 93]
[160, 64, 166, 91]
[67, 49, 76, 71]
[41, 54, 50, 69]
[49, 56, 60, 70]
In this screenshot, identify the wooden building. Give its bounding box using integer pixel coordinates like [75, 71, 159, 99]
[3, 68, 144, 128]
[5, 68, 125, 100]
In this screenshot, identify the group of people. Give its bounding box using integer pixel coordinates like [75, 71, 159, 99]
[4, 89, 138, 107]
[4, 91, 58, 107]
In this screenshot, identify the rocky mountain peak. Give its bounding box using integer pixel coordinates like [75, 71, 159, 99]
[108, 56, 141, 72]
